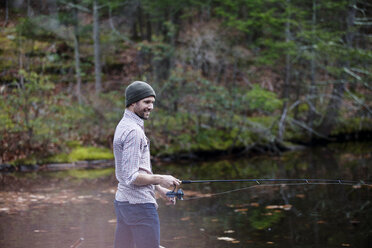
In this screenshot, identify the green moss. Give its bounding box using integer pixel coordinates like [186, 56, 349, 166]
[194, 128, 233, 151]
[44, 153, 70, 163]
[248, 116, 276, 128]
[331, 117, 372, 135]
[11, 156, 38, 166]
[298, 103, 309, 113]
[45, 146, 114, 164]
[68, 146, 114, 162]
[66, 140, 82, 148]
[52, 168, 114, 179]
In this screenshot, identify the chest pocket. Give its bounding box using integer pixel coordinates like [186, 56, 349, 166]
[141, 137, 150, 153]
[139, 137, 151, 168]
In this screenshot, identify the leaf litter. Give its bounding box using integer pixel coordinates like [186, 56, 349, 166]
[0, 187, 117, 214]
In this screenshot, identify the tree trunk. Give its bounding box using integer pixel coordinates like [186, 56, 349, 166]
[47, 0, 58, 15]
[319, 83, 346, 135]
[27, 0, 32, 17]
[146, 13, 152, 41]
[93, 0, 102, 94]
[306, 0, 318, 132]
[4, 0, 8, 27]
[278, 0, 291, 141]
[283, 4, 291, 101]
[137, 5, 144, 40]
[19, 38, 24, 88]
[73, 6, 82, 105]
[318, 1, 356, 136]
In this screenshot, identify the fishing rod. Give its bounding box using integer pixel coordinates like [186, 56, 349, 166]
[182, 179, 361, 184]
[166, 178, 371, 200]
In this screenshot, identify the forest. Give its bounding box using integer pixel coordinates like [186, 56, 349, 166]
[0, 0, 371, 167]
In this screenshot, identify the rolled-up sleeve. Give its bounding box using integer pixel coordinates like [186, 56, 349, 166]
[121, 129, 142, 185]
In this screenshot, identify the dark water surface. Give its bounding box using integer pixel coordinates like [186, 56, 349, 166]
[0, 143, 371, 248]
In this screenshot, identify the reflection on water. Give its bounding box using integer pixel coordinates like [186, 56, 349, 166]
[0, 175, 117, 248]
[0, 143, 371, 248]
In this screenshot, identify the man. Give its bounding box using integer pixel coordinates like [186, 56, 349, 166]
[113, 81, 181, 248]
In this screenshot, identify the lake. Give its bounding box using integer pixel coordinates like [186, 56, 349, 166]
[0, 142, 371, 247]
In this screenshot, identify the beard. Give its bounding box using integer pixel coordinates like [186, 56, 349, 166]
[134, 104, 151, 120]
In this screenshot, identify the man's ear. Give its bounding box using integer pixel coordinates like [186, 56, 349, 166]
[127, 103, 135, 111]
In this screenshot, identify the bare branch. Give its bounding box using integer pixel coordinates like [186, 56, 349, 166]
[350, 67, 371, 76]
[278, 104, 288, 141]
[108, 5, 132, 44]
[354, 21, 372, 25]
[345, 88, 372, 115]
[59, 0, 91, 13]
[288, 98, 319, 115]
[344, 67, 361, 81]
[288, 118, 329, 139]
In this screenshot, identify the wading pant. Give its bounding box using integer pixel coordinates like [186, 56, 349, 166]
[114, 200, 160, 248]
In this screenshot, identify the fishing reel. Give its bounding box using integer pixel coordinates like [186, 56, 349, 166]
[166, 186, 184, 200]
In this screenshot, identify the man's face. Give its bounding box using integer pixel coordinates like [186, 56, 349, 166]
[133, 96, 155, 120]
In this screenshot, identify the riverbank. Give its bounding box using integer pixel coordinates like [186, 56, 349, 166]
[2, 133, 371, 173]
[0, 159, 113, 173]
[0, 137, 306, 173]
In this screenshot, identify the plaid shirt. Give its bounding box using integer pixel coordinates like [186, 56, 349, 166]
[113, 109, 156, 206]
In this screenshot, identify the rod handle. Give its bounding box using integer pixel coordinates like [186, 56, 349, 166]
[181, 180, 192, 184]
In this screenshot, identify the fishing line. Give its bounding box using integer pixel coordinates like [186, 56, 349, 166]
[166, 179, 371, 200]
[182, 182, 357, 201]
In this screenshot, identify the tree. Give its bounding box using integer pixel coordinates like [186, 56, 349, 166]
[72, 1, 83, 104]
[318, 0, 356, 135]
[3, 0, 9, 26]
[306, 0, 318, 132]
[93, 0, 102, 94]
[56, 0, 90, 103]
[278, 0, 293, 141]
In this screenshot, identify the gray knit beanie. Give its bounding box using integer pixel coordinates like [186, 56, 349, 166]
[125, 81, 156, 107]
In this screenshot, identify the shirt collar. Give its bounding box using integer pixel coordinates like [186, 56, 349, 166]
[124, 109, 144, 129]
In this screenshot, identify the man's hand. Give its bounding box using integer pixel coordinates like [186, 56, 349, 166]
[133, 174, 181, 188]
[134, 174, 181, 205]
[157, 175, 181, 189]
[156, 185, 177, 205]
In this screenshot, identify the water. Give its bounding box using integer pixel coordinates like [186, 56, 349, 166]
[0, 143, 371, 247]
